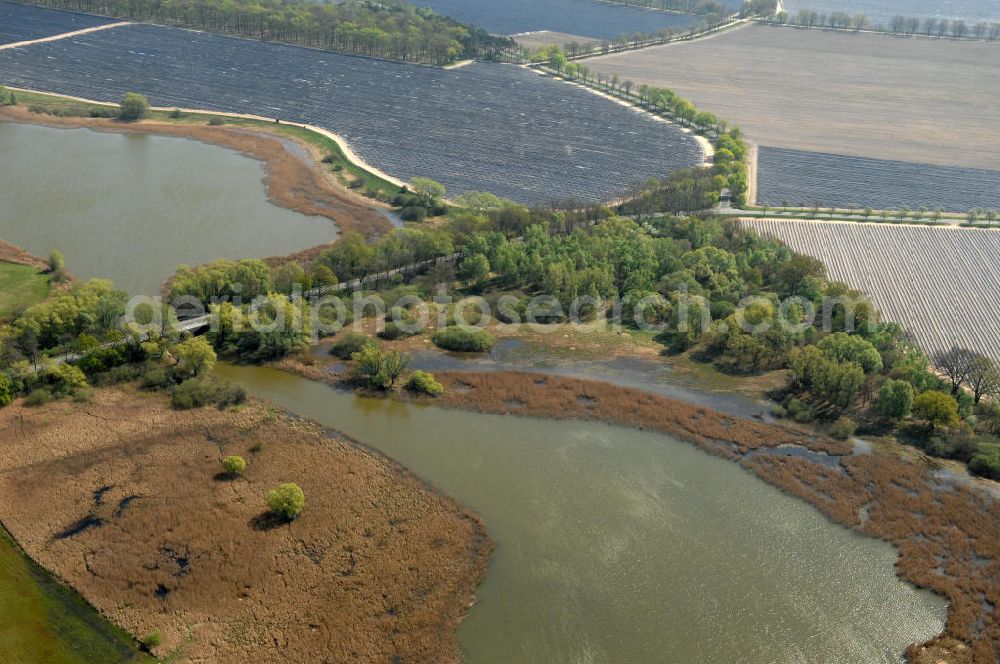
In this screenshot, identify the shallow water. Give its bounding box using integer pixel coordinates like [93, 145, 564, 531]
[217, 363, 947, 664]
[0, 121, 338, 294]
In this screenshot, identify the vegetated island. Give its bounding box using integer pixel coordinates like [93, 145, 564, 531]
[0, 385, 491, 661]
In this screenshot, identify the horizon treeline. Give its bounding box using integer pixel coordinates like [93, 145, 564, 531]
[773, 8, 1000, 39]
[11, 0, 517, 64]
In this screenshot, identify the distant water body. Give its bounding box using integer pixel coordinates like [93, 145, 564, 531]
[781, 0, 1000, 26]
[415, 0, 701, 39]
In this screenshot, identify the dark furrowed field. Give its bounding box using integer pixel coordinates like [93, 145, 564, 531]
[414, 0, 699, 39]
[740, 218, 1000, 363]
[0, 0, 110, 44]
[0, 20, 704, 204]
[757, 147, 1000, 212]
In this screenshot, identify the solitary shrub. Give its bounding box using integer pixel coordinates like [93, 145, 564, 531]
[432, 326, 496, 353]
[829, 416, 856, 440]
[0, 373, 13, 408]
[378, 322, 418, 340]
[24, 388, 53, 407]
[140, 366, 173, 390]
[222, 455, 247, 477]
[329, 332, 371, 359]
[171, 378, 216, 410]
[170, 377, 245, 410]
[207, 116, 225, 126]
[406, 371, 443, 396]
[969, 446, 1000, 480]
[399, 206, 428, 222]
[118, 92, 149, 121]
[266, 483, 305, 520]
[141, 630, 162, 651]
[169, 108, 183, 118]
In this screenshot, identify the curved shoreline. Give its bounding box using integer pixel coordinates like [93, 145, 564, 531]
[0, 388, 492, 662]
[0, 101, 395, 241]
[280, 356, 996, 663]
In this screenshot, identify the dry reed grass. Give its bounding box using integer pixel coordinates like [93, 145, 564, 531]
[0, 387, 490, 662]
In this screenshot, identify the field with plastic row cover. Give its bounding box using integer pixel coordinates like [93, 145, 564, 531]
[740, 218, 1000, 362]
[0, 21, 704, 204]
[0, 0, 110, 44]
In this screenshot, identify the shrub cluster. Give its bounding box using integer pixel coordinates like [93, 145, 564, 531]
[432, 326, 496, 353]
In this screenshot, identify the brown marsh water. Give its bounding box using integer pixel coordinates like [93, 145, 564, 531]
[0, 121, 338, 294]
[217, 364, 948, 664]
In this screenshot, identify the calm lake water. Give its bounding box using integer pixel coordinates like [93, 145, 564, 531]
[0, 121, 337, 294]
[217, 364, 948, 664]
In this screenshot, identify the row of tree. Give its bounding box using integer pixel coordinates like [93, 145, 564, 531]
[16, 0, 516, 64]
[770, 9, 1000, 40]
[539, 52, 749, 207]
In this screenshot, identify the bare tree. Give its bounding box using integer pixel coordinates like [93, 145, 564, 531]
[967, 355, 1000, 403]
[933, 346, 977, 395]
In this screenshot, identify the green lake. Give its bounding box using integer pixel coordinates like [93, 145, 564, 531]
[217, 364, 949, 664]
[0, 121, 338, 295]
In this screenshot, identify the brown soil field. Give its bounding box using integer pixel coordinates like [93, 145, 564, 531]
[0, 106, 393, 241]
[587, 24, 1000, 170]
[425, 371, 1000, 663]
[0, 388, 490, 662]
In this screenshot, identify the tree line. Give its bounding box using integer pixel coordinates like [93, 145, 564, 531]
[537, 50, 750, 206]
[770, 8, 1000, 40]
[14, 0, 517, 64]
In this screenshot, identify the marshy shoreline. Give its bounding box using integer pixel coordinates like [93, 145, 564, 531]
[278, 354, 997, 664]
[0, 101, 395, 241]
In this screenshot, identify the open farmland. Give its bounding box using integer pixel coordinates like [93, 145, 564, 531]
[0, 20, 704, 204]
[740, 218, 1000, 362]
[780, 0, 1000, 28]
[414, 0, 699, 39]
[588, 24, 1000, 209]
[757, 147, 1000, 211]
[0, 0, 109, 44]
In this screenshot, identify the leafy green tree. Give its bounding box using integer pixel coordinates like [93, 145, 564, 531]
[458, 253, 490, 286]
[410, 177, 446, 208]
[222, 455, 247, 477]
[912, 391, 960, 431]
[119, 92, 150, 121]
[266, 483, 305, 520]
[817, 332, 883, 374]
[351, 342, 409, 390]
[549, 49, 568, 72]
[0, 373, 13, 407]
[172, 337, 216, 377]
[876, 379, 914, 420]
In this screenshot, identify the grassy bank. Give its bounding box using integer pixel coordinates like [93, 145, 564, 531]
[0, 262, 49, 322]
[0, 526, 146, 663]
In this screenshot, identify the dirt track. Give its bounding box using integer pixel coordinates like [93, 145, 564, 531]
[0, 388, 490, 662]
